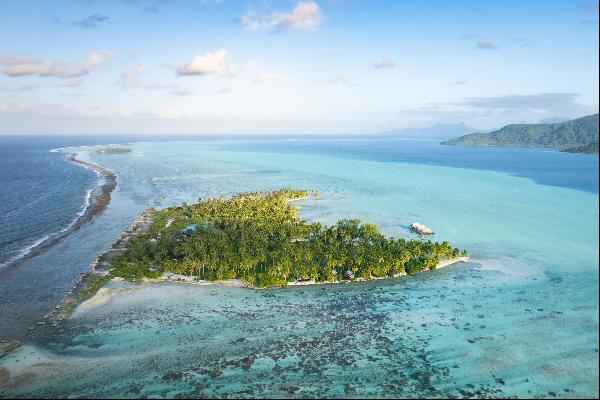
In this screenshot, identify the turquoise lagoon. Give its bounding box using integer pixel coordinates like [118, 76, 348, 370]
[0, 138, 598, 398]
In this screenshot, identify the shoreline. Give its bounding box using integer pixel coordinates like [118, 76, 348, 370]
[77, 256, 471, 311]
[0, 153, 117, 272]
[47, 209, 155, 324]
[56, 196, 469, 318]
[146, 256, 470, 289]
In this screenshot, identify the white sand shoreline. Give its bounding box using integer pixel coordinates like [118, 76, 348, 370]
[79, 256, 470, 310]
[140, 256, 470, 290]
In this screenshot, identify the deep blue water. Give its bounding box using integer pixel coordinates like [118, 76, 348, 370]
[220, 138, 599, 194]
[0, 137, 98, 266]
[0, 134, 236, 266]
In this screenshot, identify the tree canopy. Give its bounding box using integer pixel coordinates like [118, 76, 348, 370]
[109, 189, 467, 288]
[442, 113, 599, 151]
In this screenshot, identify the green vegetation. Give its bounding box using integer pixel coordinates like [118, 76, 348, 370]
[108, 189, 466, 288]
[561, 142, 599, 155]
[0, 340, 21, 358]
[442, 114, 599, 152]
[60, 275, 111, 319]
[96, 147, 132, 154]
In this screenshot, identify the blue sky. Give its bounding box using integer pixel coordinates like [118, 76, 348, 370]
[0, 0, 598, 134]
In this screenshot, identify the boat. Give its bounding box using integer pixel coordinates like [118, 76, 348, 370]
[410, 222, 434, 235]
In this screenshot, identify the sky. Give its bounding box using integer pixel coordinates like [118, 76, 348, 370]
[0, 0, 598, 134]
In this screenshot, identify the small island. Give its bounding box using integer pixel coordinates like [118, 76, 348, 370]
[104, 189, 467, 288]
[96, 147, 132, 154]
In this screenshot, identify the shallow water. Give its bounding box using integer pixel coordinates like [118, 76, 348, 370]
[0, 138, 597, 398]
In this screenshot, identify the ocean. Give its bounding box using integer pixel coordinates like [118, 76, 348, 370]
[0, 136, 598, 398]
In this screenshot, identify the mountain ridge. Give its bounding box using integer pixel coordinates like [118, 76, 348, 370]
[442, 114, 599, 153]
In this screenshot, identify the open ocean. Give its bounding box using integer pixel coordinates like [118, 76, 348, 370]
[0, 136, 598, 398]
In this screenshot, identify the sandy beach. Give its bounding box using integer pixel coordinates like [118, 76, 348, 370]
[75, 256, 471, 312]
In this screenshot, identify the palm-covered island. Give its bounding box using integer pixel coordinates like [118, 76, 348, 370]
[107, 189, 466, 288]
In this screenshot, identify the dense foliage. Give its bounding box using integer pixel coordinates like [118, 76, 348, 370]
[109, 189, 466, 288]
[442, 113, 599, 151]
[561, 142, 599, 155]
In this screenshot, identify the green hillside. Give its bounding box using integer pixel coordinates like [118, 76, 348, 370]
[442, 114, 599, 152]
[561, 142, 599, 155]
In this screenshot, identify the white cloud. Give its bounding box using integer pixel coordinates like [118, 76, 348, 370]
[241, 1, 323, 32]
[117, 62, 148, 89]
[117, 65, 196, 94]
[176, 49, 239, 77]
[253, 73, 288, 83]
[0, 50, 117, 79]
[86, 50, 118, 66]
[371, 56, 395, 69]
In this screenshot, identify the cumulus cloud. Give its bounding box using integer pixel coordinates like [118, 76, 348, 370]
[176, 49, 239, 77]
[476, 41, 499, 50]
[117, 62, 148, 88]
[240, 1, 323, 32]
[371, 56, 395, 69]
[0, 50, 117, 79]
[73, 13, 110, 29]
[253, 73, 288, 83]
[115, 65, 196, 94]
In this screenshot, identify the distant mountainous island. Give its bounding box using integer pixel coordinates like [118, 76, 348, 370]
[442, 114, 599, 154]
[561, 142, 599, 154]
[374, 122, 480, 139]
